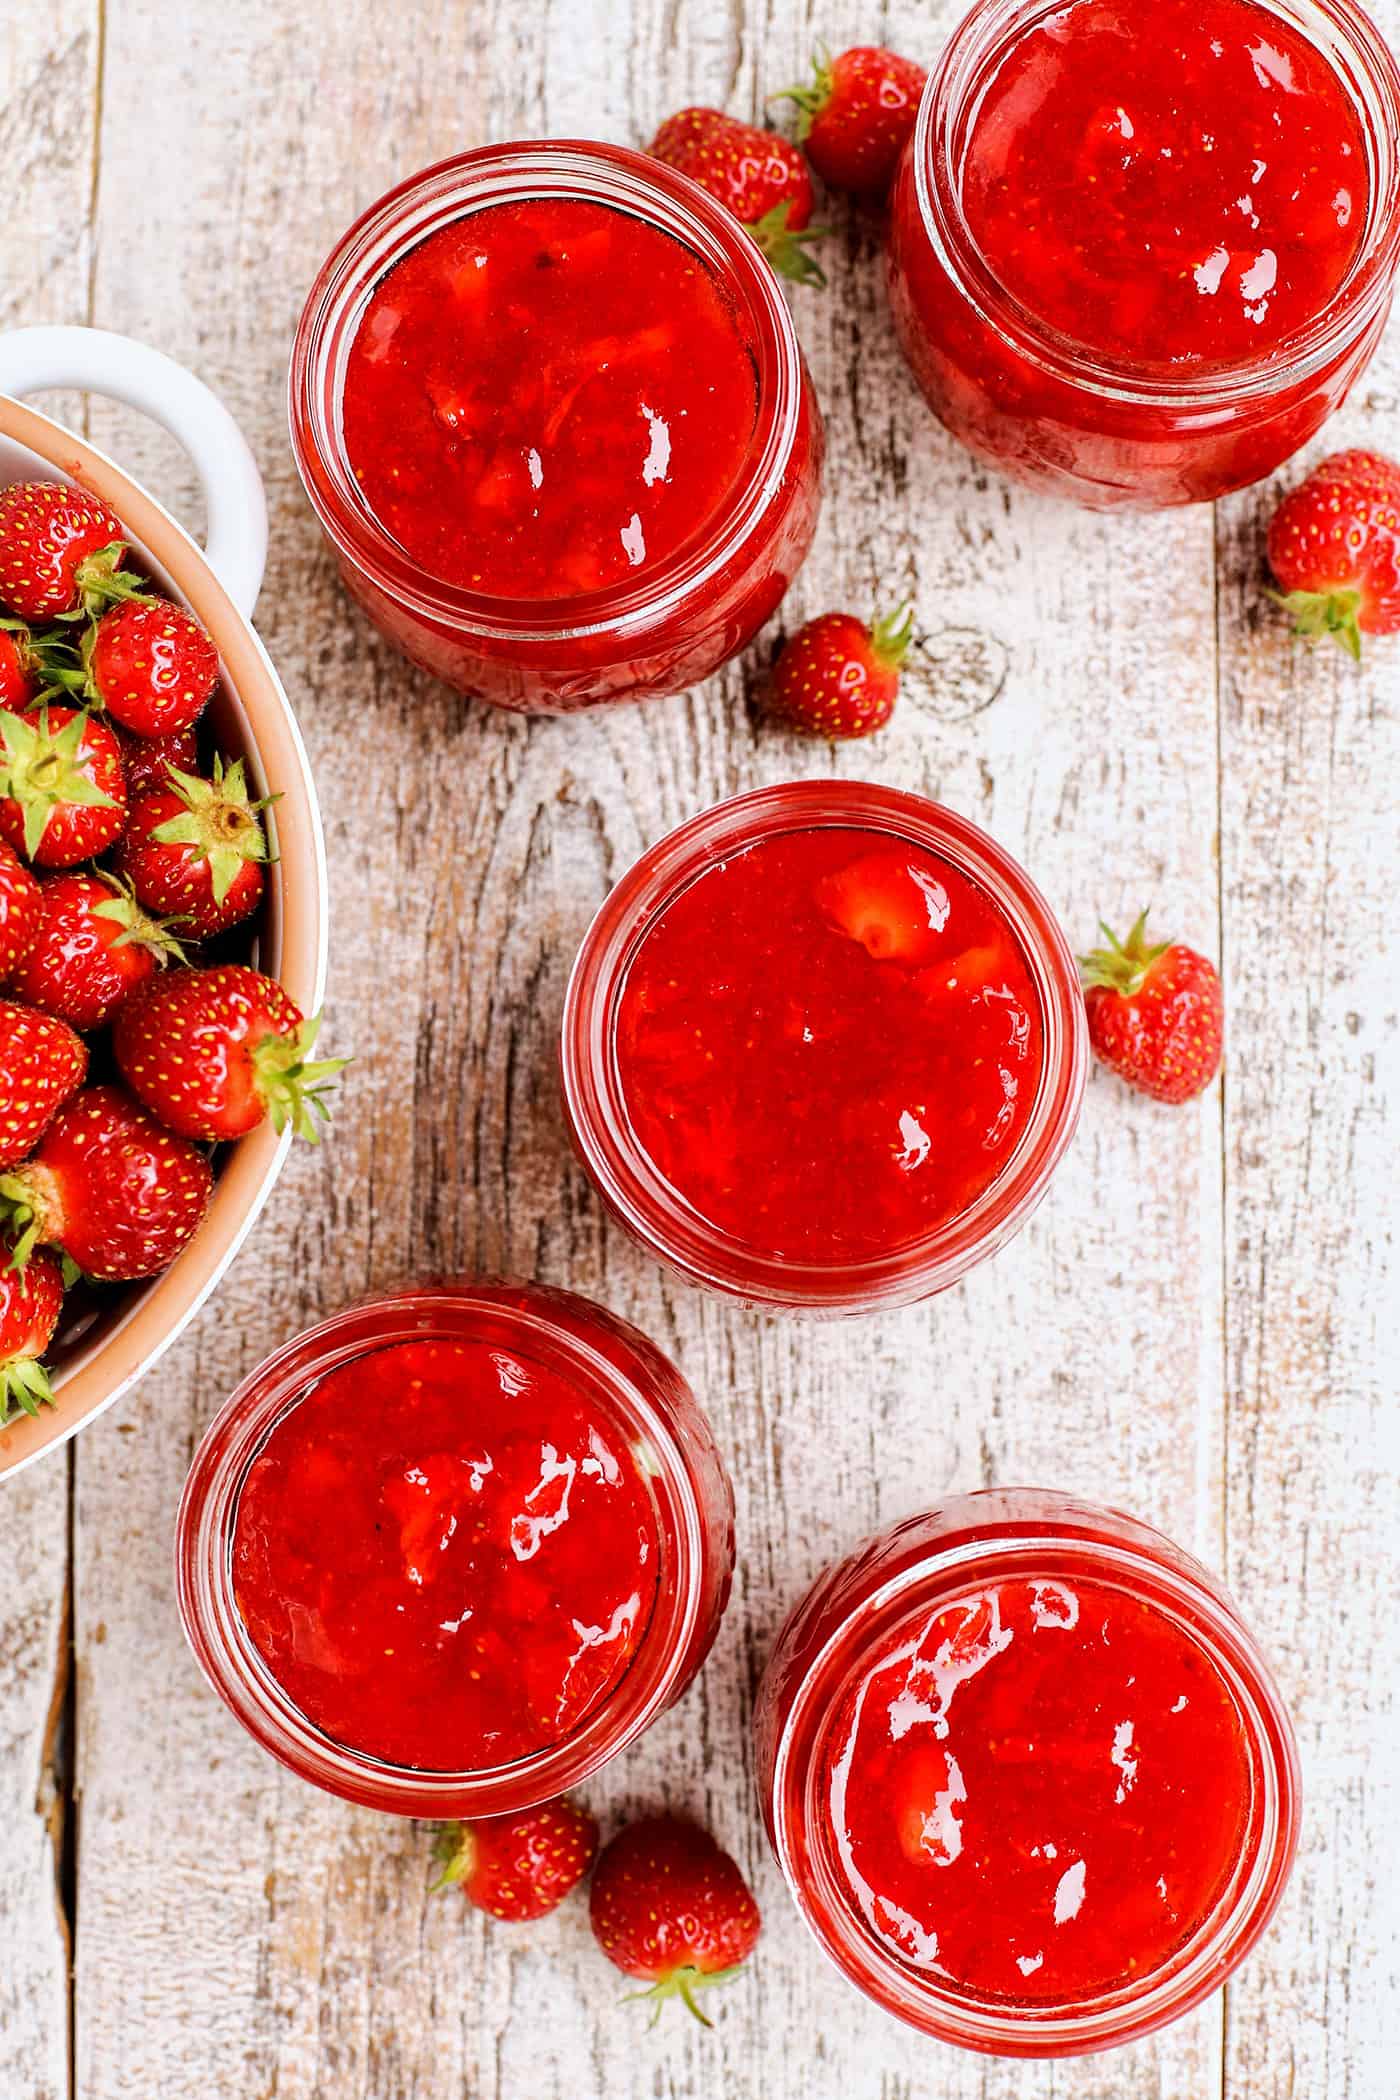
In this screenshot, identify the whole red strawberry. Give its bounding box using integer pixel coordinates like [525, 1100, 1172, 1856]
[770, 602, 913, 737]
[0, 1251, 65, 1428]
[0, 1000, 88, 1170]
[589, 1816, 761, 2024]
[117, 725, 199, 800]
[1081, 912, 1223, 1104]
[0, 482, 138, 623]
[115, 758, 271, 937]
[777, 44, 928, 198]
[85, 597, 219, 736]
[431, 1798, 600, 1921]
[0, 706, 127, 866]
[10, 871, 183, 1031]
[0, 844, 41, 981]
[649, 108, 827, 286]
[114, 965, 343, 1143]
[0, 1083, 212, 1280]
[1267, 449, 1400, 659]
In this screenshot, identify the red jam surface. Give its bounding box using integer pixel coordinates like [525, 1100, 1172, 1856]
[615, 828, 1044, 1263]
[962, 0, 1368, 368]
[820, 1575, 1253, 2002]
[341, 198, 759, 599]
[231, 1337, 660, 1771]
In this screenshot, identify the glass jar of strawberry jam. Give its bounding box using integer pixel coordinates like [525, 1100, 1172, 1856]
[290, 142, 823, 712]
[754, 1489, 1300, 2055]
[560, 781, 1086, 1314]
[888, 0, 1400, 507]
[176, 1281, 734, 1815]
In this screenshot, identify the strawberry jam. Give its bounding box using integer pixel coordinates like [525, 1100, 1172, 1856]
[341, 198, 759, 600]
[962, 0, 1367, 369]
[887, 0, 1400, 505]
[231, 1333, 661, 1772]
[614, 828, 1044, 1264]
[754, 1492, 1301, 2052]
[820, 1575, 1252, 2002]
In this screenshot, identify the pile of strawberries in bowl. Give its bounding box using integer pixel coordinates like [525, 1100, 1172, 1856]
[0, 480, 338, 1429]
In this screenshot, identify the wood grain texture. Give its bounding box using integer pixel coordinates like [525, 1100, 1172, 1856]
[0, 3, 98, 2094]
[0, 0, 1395, 2093]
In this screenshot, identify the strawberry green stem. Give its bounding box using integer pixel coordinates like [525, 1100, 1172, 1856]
[428, 1823, 475, 1895]
[0, 1169, 58, 1274]
[0, 1353, 54, 1429]
[1079, 909, 1170, 997]
[253, 1013, 348, 1145]
[770, 44, 835, 138]
[1269, 585, 1364, 661]
[870, 601, 916, 670]
[56, 544, 147, 623]
[748, 202, 829, 289]
[621, 1963, 745, 2027]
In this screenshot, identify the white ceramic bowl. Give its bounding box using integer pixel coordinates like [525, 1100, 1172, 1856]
[0, 326, 328, 1481]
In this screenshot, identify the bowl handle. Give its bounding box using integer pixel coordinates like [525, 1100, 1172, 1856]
[0, 325, 269, 620]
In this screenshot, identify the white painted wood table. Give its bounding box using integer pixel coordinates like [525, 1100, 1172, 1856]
[4, 1, 1399, 2094]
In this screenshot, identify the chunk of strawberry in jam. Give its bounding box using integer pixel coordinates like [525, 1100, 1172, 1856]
[817, 849, 952, 964]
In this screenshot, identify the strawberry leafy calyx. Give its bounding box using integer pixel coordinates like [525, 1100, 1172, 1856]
[149, 758, 277, 906]
[869, 600, 916, 671]
[0, 616, 84, 697]
[0, 706, 118, 859]
[771, 44, 835, 139]
[1270, 585, 1364, 662]
[1079, 910, 1171, 998]
[0, 1169, 58, 1275]
[252, 1012, 347, 1145]
[89, 871, 188, 964]
[428, 1823, 476, 1896]
[621, 1963, 744, 2029]
[55, 543, 146, 623]
[0, 1350, 55, 1428]
[749, 201, 829, 289]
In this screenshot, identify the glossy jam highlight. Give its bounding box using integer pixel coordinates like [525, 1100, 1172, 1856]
[341, 197, 759, 600]
[819, 1575, 1252, 2003]
[231, 1335, 660, 1772]
[614, 828, 1044, 1263]
[963, 0, 1368, 369]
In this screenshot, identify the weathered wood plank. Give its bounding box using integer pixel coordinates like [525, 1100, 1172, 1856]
[0, 5, 102, 2094]
[1216, 88, 1400, 2090]
[62, 3, 1227, 2096]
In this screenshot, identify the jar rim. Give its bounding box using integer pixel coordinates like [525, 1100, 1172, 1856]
[174, 1279, 719, 1815]
[766, 1497, 1302, 2054]
[559, 781, 1088, 1313]
[913, 0, 1400, 406]
[288, 139, 807, 640]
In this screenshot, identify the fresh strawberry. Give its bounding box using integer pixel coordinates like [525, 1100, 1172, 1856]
[0, 482, 140, 623]
[113, 964, 343, 1143]
[0, 1083, 212, 1280]
[649, 108, 827, 286]
[589, 1816, 761, 2024]
[0, 844, 41, 981]
[0, 1000, 88, 1171]
[0, 1251, 65, 1428]
[117, 725, 199, 800]
[770, 603, 914, 737]
[777, 44, 928, 198]
[0, 706, 126, 866]
[9, 871, 184, 1031]
[84, 597, 219, 736]
[1081, 912, 1224, 1104]
[817, 847, 949, 963]
[114, 759, 271, 937]
[1267, 448, 1400, 659]
[430, 1799, 600, 1921]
